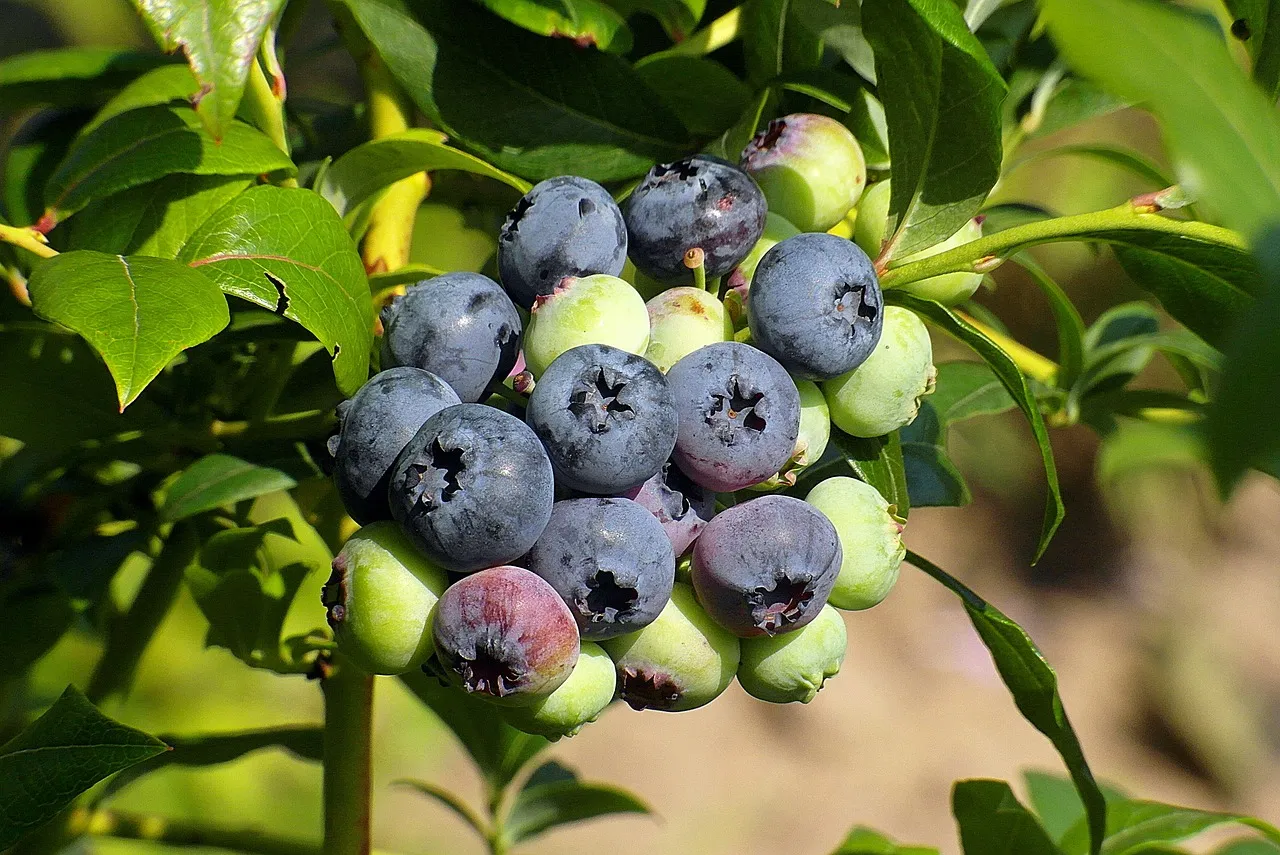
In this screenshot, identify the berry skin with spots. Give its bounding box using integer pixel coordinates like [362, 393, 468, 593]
[387, 404, 554, 573]
[644, 287, 734, 374]
[322, 521, 450, 676]
[330, 367, 461, 525]
[431, 565, 580, 705]
[525, 344, 677, 494]
[737, 604, 847, 703]
[523, 274, 650, 378]
[665, 341, 801, 492]
[379, 272, 522, 403]
[527, 497, 675, 640]
[691, 495, 842, 638]
[623, 460, 716, 557]
[498, 176, 628, 310]
[501, 641, 618, 739]
[623, 155, 767, 284]
[805, 476, 905, 610]
[600, 583, 740, 712]
[746, 232, 884, 380]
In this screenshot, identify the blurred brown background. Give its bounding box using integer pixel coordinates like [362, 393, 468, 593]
[4, 1, 1279, 853]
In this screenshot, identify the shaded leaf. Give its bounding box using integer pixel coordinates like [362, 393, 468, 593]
[1059, 800, 1280, 855]
[162, 454, 296, 522]
[635, 56, 751, 139]
[1218, 841, 1280, 855]
[476, 0, 633, 52]
[1029, 78, 1128, 140]
[177, 185, 373, 396]
[792, 0, 877, 83]
[829, 429, 910, 516]
[1024, 770, 1130, 846]
[832, 826, 940, 854]
[0, 48, 172, 114]
[317, 129, 530, 219]
[1012, 257, 1086, 390]
[27, 251, 231, 410]
[41, 105, 294, 227]
[907, 551, 1105, 855]
[1010, 145, 1173, 192]
[1224, 0, 1280, 101]
[0, 583, 74, 680]
[502, 765, 651, 846]
[134, 0, 287, 140]
[600, 0, 705, 40]
[953, 780, 1061, 855]
[0, 686, 167, 849]
[79, 64, 202, 137]
[3, 110, 90, 228]
[864, 0, 1006, 257]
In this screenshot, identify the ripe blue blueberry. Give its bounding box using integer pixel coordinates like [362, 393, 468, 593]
[432, 565, 580, 703]
[525, 344, 677, 494]
[691, 495, 842, 637]
[329, 367, 461, 524]
[666, 342, 801, 492]
[747, 233, 884, 380]
[379, 272, 522, 403]
[623, 155, 767, 284]
[623, 460, 716, 557]
[527, 497, 675, 640]
[387, 404, 554, 573]
[498, 176, 628, 310]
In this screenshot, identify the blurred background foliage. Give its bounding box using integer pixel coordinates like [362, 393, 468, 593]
[1, 1, 1278, 854]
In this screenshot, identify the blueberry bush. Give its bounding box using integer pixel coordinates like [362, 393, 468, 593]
[1, 0, 1279, 853]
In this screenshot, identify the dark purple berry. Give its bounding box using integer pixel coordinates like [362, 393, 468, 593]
[623, 461, 716, 556]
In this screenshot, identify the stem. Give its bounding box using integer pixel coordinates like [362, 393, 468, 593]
[954, 310, 1060, 387]
[684, 247, 707, 291]
[322, 655, 373, 855]
[879, 203, 1246, 289]
[86, 524, 198, 705]
[0, 224, 58, 259]
[359, 54, 429, 275]
[68, 808, 320, 855]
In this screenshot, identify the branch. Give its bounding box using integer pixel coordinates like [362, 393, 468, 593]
[0, 224, 58, 259]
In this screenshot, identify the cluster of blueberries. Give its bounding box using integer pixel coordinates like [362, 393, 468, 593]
[322, 114, 948, 738]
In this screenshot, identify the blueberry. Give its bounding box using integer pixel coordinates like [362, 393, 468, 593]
[805, 476, 905, 610]
[528, 497, 675, 640]
[498, 176, 628, 310]
[724, 211, 801, 310]
[432, 565, 580, 704]
[740, 113, 867, 232]
[666, 342, 801, 492]
[525, 344, 676, 494]
[737, 604, 847, 703]
[623, 460, 716, 557]
[523, 274, 650, 378]
[823, 305, 935, 437]
[501, 641, 617, 738]
[329, 367, 461, 524]
[747, 233, 884, 380]
[623, 155, 767, 284]
[322, 521, 450, 675]
[387, 404, 554, 573]
[379, 272, 522, 403]
[600, 583, 739, 712]
[852, 179, 891, 260]
[746, 377, 830, 492]
[690, 494, 842, 637]
[644, 287, 734, 374]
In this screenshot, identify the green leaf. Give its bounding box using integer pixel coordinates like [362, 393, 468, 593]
[338, 0, 689, 182]
[599, 0, 705, 40]
[1096, 421, 1206, 487]
[906, 551, 1106, 855]
[68, 174, 253, 258]
[3, 110, 87, 228]
[399, 669, 549, 793]
[79, 64, 202, 138]
[162, 454, 296, 522]
[635, 56, 751, 139]
[1218, 841, 1280, 855]
[134, 0, 287, 140]
[397, 780, 489, 837]
[829, 429, 911, 516]
[791, 0, 877, 83]
[369, 263, 446, 293]
[502, 763, 651, 846]
[1224, 0, 1280, 101]
[864, 0, 1006, 257]
[0, 582, 74, 680]
[1042, 0, 1280, 243]
[741, 0, 823, 87]
[26, 251, 231, 410]
[1024, 770, 1130, 846]
[704, 88, 771, 162]
[41, 105, 295, 227]
[0, 48, 172, 114]
[1059, 800, 1280, 855]
[1029, 77, 1128, 140]
[832, 826, 940, 854]
[177, 185, 373, 396]
[476, 0, 633, 52]
[890, 293, 1063, 559]
[1011, 257, 1086, 390]
[0, 686, 167, 849]
[317, 129, 530, 220]
[952, 780, 1062, 855]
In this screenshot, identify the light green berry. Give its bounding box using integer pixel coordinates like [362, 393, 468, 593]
[805, 476, 905, 610]
[644, 287, 734, 373]
[737, 605, 847, 703]
[501, 642, 616, 739]
[324, 521, 449, 675]
[524, 274, 650, 377]
[853, 179, 891, 259]
[823, 306, 935, 437]
[741, 114, 867, 232]
[725, 212, 802, 297]
[748, 378, 830, 491]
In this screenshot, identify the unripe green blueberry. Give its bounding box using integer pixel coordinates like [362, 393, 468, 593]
[852, 179, 890, 259]
[622, 258, 667, 302]
[644, 287, 734, 373]
[501, 642, 616, 739]
[748, 378, 830, 491]
[823, 306, 935, 437]
[805, 476, 905, 610]
[737, 604, 847, 703]
[740, 114, 867, 232]
[601, 583, 739, 712]
[724, 212, 802, 302]
[524, 274, 650, 377]
[322, 521, 449, 675]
